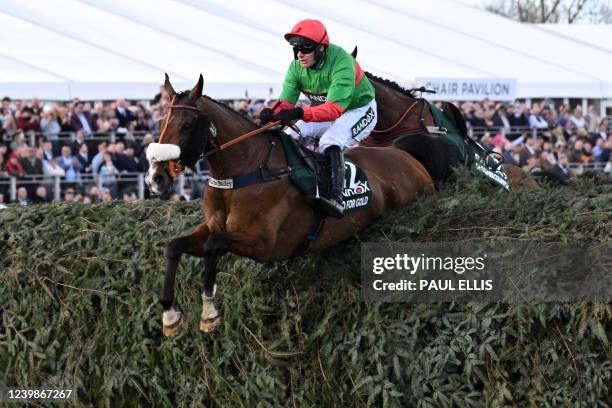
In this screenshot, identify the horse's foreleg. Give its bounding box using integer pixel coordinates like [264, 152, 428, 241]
[199, 234, 230, 333]
[161, 223, 209, 337]
[198, 231, 277, 332]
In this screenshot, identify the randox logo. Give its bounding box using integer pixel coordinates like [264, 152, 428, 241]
[303, 92, 327, 105]
[352, 107, 375, 138]
[473, 152, 510, 191]
[343, 161, 371, 197]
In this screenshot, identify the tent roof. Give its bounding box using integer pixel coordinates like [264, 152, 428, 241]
[1, 0, 611, 100]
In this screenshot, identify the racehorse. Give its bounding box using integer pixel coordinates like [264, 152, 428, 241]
[146, 74, 434, 336]
[361, 73, 540, 189]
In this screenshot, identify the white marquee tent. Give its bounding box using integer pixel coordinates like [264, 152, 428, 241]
[1, 0, 611, 100]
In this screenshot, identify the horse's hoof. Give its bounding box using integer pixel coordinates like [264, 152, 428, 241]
[162, 313, 183, 337]
[200, 313, 222, 333]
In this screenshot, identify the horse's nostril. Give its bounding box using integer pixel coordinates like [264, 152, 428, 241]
[154, 175, 165, 185]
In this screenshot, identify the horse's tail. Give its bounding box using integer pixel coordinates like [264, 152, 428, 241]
[392, 133, 460, 189]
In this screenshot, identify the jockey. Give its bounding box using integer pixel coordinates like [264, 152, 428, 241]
[259, 19, 377, 218]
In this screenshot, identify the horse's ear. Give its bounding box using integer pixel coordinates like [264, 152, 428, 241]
[164, 73, 176, 98]
[351, 46, 358, 58]
[189, 74, 204, 101]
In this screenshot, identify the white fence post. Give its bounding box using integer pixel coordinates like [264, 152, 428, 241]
[137, 174, 145, 200]
[54, 176, 61, 201]
[9, 177, 17, 202]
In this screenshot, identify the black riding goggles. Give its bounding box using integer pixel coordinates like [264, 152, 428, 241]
[292, 44, 317, 54]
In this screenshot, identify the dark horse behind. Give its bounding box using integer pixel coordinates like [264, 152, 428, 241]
[146, 74, 434, 336]
[358, 69, 540, 190]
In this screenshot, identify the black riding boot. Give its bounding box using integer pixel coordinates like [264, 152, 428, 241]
[320, 145, 345, 218]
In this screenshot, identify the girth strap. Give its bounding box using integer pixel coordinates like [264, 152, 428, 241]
[208, 166, 292, 190]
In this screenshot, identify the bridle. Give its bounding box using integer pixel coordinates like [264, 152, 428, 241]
[156, 95, 297, 180]
[157, 95, 203, 178]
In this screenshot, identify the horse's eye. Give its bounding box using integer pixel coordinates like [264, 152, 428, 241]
[183, 122, 192, 130]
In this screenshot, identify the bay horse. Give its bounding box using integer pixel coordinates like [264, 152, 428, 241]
[146, 74, 434, 336]
[361, 72, 540, 189]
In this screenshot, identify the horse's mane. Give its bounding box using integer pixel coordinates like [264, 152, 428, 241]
[364, 72, 415, 99]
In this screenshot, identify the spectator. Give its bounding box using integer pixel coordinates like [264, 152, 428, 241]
[134, 107, 150, 132]
[568, 139, 584, 163]
[596, 139, 611, 163]
[43, 158, 66, 179]
[19, 146, 43, 175]
[563, 120, 576, 139]
[491, 104, 511, 134]
[113, 142, 134, 173]
[70, 102, 96, 136]
[1, 96, 13, 116]
[122, 146, 140, 173]
[6, 152, 24, 178]
[122, 189, 137, 203]
[548, 153, 571, 182]
[581, 141, 594, 163]
[42, 141, 54, 161]
[569, 106, 586, 129]
[55, 145, 82, 182]
[467, 106, 487, 129]
[40, 106, 61, 141]
[15, 186, 31, 206]
[115, 99, 135, 133]
[508, 103, 529, 128]
[88, 185, 101, 202]
[57, 106, 75, 133]
[16, 107, 40, 132]
[148, 106, 162, 132]
[585, 105, 600, 132]
[76, 143, 90, 173]
[32, 185, 50, 203]
[595, 118, 609, 141]
[99, 152, 119, 197]
[2, 114, 18, 138]
[71, 129, 87, 154]
[528, 103, 548, 129]
[63, 187, 77, 202]
[502, 141, 519, 166]
[91, 142, 107, 175]
[101, 188, 112, 202]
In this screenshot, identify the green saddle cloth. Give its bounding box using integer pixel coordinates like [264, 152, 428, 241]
[279, 133, 373, 213]
[428, 103, 511, 191]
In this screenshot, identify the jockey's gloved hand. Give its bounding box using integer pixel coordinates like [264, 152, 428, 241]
[273, 107, 304, 125]
[259, 108, 274, 125]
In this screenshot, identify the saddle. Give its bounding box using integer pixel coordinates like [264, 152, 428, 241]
[278, 133, 372, 214]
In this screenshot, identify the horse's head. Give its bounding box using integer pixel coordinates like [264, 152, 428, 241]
[146, 74, 215, 195]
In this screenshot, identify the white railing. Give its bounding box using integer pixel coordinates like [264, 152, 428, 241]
[0, 171, 209, 202]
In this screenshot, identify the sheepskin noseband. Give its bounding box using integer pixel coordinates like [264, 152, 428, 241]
[146, 143, 181, 162]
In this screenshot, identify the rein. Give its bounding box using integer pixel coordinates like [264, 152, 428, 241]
[372, 100, 420, 134]
[217, 120, 281, 151]
[158, 96, 299, 180]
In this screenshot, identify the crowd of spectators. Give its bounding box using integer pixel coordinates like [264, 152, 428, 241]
[1, 90, 610, 206]
[449, 98, 611, 181]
